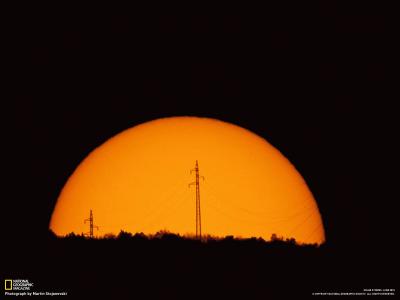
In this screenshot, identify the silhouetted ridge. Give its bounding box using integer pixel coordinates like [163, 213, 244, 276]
[50, 229, 321, 248]
[6, 229, 392, 298]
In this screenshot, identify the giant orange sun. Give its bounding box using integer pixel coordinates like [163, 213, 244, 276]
[50, 116, 325, 244]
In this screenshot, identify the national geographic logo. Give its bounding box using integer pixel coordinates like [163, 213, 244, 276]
[4, 279, 34, 291]
[5, 280, 12, 290]
[4, 279, 68, 296]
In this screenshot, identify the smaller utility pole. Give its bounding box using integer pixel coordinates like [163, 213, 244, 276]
[84, 209, 99, 238]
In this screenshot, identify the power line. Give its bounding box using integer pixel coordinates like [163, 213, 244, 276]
[302, 221, 323, 243]
[202, 183, 315, 227]
[139, 180, 190, 231]
[203, 179, 309, 217]
[286, 209, 316, 239]
[141, 189, 192, 232]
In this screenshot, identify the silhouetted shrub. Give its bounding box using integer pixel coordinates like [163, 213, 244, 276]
[103, 233, 116, 240]
[133, 232, 148, 241]
[117, 230, 133, 239]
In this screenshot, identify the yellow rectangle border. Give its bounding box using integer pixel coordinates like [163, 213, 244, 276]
[5, 279, 12, 290]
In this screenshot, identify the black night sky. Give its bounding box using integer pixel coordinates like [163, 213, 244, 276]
[6, 2, 395, 297]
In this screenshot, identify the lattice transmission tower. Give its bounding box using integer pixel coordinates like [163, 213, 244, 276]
[189, 160, 205, 240]
[84, 209, 99, 238]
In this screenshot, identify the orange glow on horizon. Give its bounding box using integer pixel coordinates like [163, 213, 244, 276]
[50, 117, 325, 244]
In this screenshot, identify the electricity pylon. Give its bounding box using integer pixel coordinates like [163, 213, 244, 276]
[84, 209, 99, 238]
[189, 160, 205, 240]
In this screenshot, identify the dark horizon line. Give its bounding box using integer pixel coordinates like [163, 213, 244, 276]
[47, 229, 323, 247]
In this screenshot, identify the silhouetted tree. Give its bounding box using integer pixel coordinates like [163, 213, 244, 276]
[117, 230, 133, 239]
